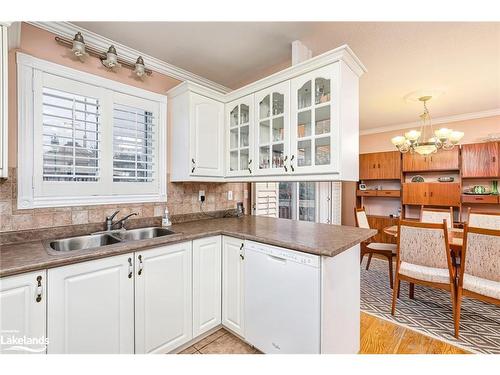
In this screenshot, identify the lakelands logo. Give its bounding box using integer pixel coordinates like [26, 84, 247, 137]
[1, 330, 48, 353]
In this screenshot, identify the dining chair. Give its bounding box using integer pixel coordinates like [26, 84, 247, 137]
[455, 224, 500, 338]
[392, 220, 457, 334]
[420, 206, 454, 229]
[467, 208, 500, 230]
[354, 207, 397, 288]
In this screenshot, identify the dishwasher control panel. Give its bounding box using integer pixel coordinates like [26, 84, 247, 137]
[245, 241, 320, 268]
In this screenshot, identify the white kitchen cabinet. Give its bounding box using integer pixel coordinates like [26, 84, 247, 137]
[221, 236, 245, 337]
[290, 65, 338, 175]
[192, 236, 222, 337]
[226, 95, 254, 176]
[47, 254, 134, 354]
[135, 242, 193, 354]
[0, 24, 8, 179]
[169, 82, 225, 181]
[0, 271, 47, 354]
[254, 81, 290, 176]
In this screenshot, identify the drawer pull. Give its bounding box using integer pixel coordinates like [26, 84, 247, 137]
[128, 257, 133, 279]
[138, 255, 143, 275]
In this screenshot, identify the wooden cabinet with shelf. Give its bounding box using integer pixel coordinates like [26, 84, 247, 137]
[402, 148, 459, 172]
[359, 151, 401, 180]
[357, 189, 400, 197]
[403, 183, 460, 207]
[366, 215, 399, 244]
[461, 142, 499, 178]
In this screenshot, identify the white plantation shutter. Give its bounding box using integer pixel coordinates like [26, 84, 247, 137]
[113, 103, 155, 183]
[253, 182, 279, 217]
[42, 87, 100, 182]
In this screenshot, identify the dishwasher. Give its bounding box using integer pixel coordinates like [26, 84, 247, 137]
[244, 240, 321, 354]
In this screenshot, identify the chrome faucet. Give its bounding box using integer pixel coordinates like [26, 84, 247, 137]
[105, 210, 138, 231]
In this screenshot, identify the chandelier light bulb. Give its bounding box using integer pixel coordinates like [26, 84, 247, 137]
[404, 130, 421, 142]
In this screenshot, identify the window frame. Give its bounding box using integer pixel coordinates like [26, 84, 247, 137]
[17, 52, 167, 209]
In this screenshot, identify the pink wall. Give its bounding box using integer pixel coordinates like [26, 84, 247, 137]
[360, 115, 500, 154]
[8, 22, 181, 166]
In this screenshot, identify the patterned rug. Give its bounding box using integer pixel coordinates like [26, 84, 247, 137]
[360, 258, 500, 354]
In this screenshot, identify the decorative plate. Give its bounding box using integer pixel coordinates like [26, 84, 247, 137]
[411, 175, 424, 183]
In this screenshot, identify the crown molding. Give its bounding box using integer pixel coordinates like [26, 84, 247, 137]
[27, 21, 231, 94]
[360, 108, 500, 136]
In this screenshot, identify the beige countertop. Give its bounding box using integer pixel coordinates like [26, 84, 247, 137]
[0, 216, 376, 278]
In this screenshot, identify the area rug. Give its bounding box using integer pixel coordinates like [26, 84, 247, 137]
[360, 258, 500, 354]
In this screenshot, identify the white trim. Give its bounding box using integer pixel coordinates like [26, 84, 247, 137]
[17, 52, 167, 209]
[0, 25, 8, 178]
[27, 21, 231, 95]
[7, 22, 21, 50]
[360, 108, 500, 136]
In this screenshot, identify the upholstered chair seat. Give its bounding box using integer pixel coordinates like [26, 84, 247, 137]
[463, 274, 500, 300]
[399, 262, 450, 284]
[366, 242, 397, 253]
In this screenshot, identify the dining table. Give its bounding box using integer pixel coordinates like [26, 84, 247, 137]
[383, 225, 464, 254]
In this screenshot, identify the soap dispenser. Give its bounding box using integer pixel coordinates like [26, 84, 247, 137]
[162, 207, 172, 227]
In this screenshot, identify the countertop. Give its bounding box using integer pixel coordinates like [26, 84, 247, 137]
[0, 216, 376, 278]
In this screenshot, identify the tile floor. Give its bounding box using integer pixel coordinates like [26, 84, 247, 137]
[179, 328, 260, 354]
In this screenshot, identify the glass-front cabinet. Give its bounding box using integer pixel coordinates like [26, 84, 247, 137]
[225, 95, 254, 176]
[254, 81, 290, 176]
[290, 65, 338, 174]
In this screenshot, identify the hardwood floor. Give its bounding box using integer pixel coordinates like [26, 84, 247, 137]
[179, 312, 469, 354]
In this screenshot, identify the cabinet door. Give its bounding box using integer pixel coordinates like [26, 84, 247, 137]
[0, 271, 46, 354]
[402, 183, 429, 205]
[222, 236, 245, 337]
[254, 81, 290, 175]
[48, 254, 134, 354]
[377, 151, 401, 179]
[226, 95, 254, 176]
[428, 183, 460, 207]
[291, 64, 338, 174]
[402, 153, 429, 172]
[193, 236, 222, 337]
[359, 153, 375, 180]
[190, 92, 224, 177]
[427, 148, 459, 171]
[135, 242, 192, 354]
[462, 142, 499, 178]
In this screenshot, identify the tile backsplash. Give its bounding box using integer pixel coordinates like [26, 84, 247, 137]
[0, 168, 250, 232]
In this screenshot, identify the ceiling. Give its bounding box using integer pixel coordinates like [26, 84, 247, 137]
[73, 22, 500, 131]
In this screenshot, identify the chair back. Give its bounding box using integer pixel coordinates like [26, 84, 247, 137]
[461, 225, 500, 284]
[420, 206, 454, 229]
[354, 207, 370, 229]
[467, 208, 500, 230]
[397, 220, 451, 271]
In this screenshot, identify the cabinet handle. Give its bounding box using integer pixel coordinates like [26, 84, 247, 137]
[290, 155, 295, 172]
[283, 155, 288, 172]
[430, 191, 433, 197]
[191, 158, 196, 173]
[378, 163, 381, 168]
[248, 159, 252, 174]
[240, 243, 245, 260]
[128, 257, 133, 279]
[424, 192, 427, 197]
[493, 156, 496, 163]
[35, 275, 43, 303]
[138, 255, 143, 275]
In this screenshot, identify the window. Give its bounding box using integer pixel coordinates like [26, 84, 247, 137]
[18, 53, 166, 209]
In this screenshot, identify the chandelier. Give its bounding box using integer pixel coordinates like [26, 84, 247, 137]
[391, 96, 464, 155]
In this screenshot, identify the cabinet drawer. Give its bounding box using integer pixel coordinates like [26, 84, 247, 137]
[357, 190, 377, 196]
[376, 190, 401, 197]
[461, 195, 499, 204]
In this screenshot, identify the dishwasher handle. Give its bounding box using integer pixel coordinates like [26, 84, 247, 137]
[267, 254, 287, 263]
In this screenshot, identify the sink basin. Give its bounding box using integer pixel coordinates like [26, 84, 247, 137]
[114, 227, 176, 241]
[49, 233, 122, 252]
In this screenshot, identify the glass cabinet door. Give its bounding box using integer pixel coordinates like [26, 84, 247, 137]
[291, 66, 337, 174]
[254, 81, 290, 175]
[227, 95, 253, 175]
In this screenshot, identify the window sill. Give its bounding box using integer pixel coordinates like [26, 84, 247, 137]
[17, 193, 167, 210]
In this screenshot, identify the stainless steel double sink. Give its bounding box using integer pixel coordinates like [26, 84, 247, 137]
[48, 227, 176, 252]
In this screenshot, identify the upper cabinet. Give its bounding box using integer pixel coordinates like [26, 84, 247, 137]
[291, 65, 337, 175]
[402, 148, 460, 172]
[0, 24, 8, 179]
[226, 95, 254, 176]
[360, 151, 401, 180]
[255, 82, 290, 176]
[461, 142, 499, 178]
[170, 83, 225, 182]
[168, 45, 366, 182]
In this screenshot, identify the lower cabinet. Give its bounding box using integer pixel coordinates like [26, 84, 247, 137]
[47, 254, 135, 354]
[192, 236, 222, 337]
[135, 242, 193, 354]
[222, 236, 245, 337]
[0, 271, 47, 354]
